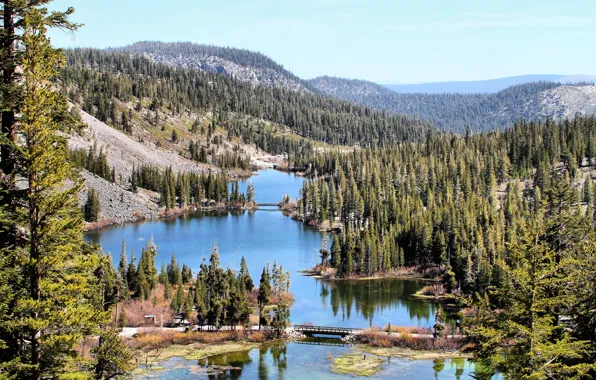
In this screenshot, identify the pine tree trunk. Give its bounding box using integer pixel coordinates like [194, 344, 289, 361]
[29, 171, 41, 380]
[0, 0, 17, 249]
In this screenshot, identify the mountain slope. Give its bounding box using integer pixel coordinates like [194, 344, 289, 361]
[384, 74, 596, 94]
[309, 76, 596, 132]
[63, 49, 431, 149]
[114, 41, 317, 94]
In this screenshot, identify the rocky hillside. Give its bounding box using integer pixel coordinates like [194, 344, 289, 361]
[533, 85, 596, 119]
[68, 108, 214, 180]
[309, 76, 596, 132]
[310, 76, 395, 98]
[115, 41, 316, 94]
[67, 104, 284, 226]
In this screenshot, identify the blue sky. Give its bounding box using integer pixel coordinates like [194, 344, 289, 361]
[48, 0, 596, 84]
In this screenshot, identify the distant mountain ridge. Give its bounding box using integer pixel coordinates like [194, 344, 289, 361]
[111, 41, 596, 133]
[309, 76, 596, 132]
[114, 41, 318, 94]
[384, 74, 596, 94]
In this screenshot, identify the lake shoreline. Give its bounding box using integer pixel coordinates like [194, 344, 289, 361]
[89, 169, 442, 342]
[299, 267, 442, 282]
[83, 202, 258, 232]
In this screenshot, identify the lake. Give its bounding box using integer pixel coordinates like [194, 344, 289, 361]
[135, 341, 489, 379]
[86, 170, 438, 328]
[86, 169, 498, 379]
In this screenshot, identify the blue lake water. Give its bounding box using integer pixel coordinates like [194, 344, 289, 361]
[85, 170, 438, 328]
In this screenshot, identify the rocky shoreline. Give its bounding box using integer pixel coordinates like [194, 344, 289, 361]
[80, 170, 258, 231]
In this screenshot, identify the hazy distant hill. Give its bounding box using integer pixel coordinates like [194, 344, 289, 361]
[113, 41, 317, 94]
[384, 74, 596, 94]
[310, 76, 596, 132]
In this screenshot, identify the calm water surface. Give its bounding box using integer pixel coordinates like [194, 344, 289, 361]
[135, 341, 485, 379]
[85, 170, 438, 328]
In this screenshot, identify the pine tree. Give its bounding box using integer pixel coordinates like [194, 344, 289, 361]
[0, 6, 111, 377]
[194, 278, 207, 326]
[237, 256, 254, 290]
[135, 261, 150, 300]
[171, 283, 184, 313]
[167, 254, 181, 285]
[181, 263, 192, 284]
[158, 262, 168, 285]
[127, 249, 137, 294]
[92, 328, 134, 379]
[118, 240, 128, 293]
[257, 267, 271, 330]
[468, 209, 595, 379]
[272, 297, 290, 338]
[84, 187, 101, 222]
[330, 234, 341, 267]
[246, 181, 255, 203]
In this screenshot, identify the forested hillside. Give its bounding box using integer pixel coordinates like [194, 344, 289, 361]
[293, 116, 596, 378]
[61, 49, 431, 148]
[310, 76, 596, 132]
[114, 41, 317, 94]
[101, 42, 596, 135]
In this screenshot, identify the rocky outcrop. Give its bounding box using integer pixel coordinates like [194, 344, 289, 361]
[68, 109, 216, 180]
[78, 170, 160, 227]
[143, 53, 311, 94]
[536, 85, 596, 119]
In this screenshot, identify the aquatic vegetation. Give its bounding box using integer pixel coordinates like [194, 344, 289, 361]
[330, 352, 385, 376]
[359, 345, 469, 361]
[184, 342, 261, 360]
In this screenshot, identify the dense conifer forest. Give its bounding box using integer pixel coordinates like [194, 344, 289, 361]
[61, 49, 431, 148]
[293, 117, 596, 377]
[116, 239, 291, 333]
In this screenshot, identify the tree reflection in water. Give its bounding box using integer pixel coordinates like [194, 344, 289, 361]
[258, 341, 287, 379]
[318, 277, 438, 326]
[198, 350, 252, 380]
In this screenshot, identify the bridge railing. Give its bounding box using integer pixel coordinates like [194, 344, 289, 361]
[293, 325, 360, 334]
[256, 203, 280, 207]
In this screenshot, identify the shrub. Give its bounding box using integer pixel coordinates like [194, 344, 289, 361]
[418, 284, 445, 297]
[372, 338, 392, 348]
[422, 267, 443, 279]
[130, 331, 237, 351]
[248, 332, 265, 343]
[419, 285, 439, 296]
[356, 327, 464, 351]
[249, 315, 260, 326]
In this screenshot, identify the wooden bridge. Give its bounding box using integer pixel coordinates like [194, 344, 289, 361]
[293, 325, 361, 337]
[256, 203, 280, 208]
[295, 339, 351, 347]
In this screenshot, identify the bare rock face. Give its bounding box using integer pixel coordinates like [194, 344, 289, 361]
[68, 109, 215, 180]
[69, 109, 213, 225]
[114, 42, 312, 94]
[143, 53, 311, 94]
[537, 86, 596, 119]
[488, 85, 596, 123]
[78, 171, 160, 224]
